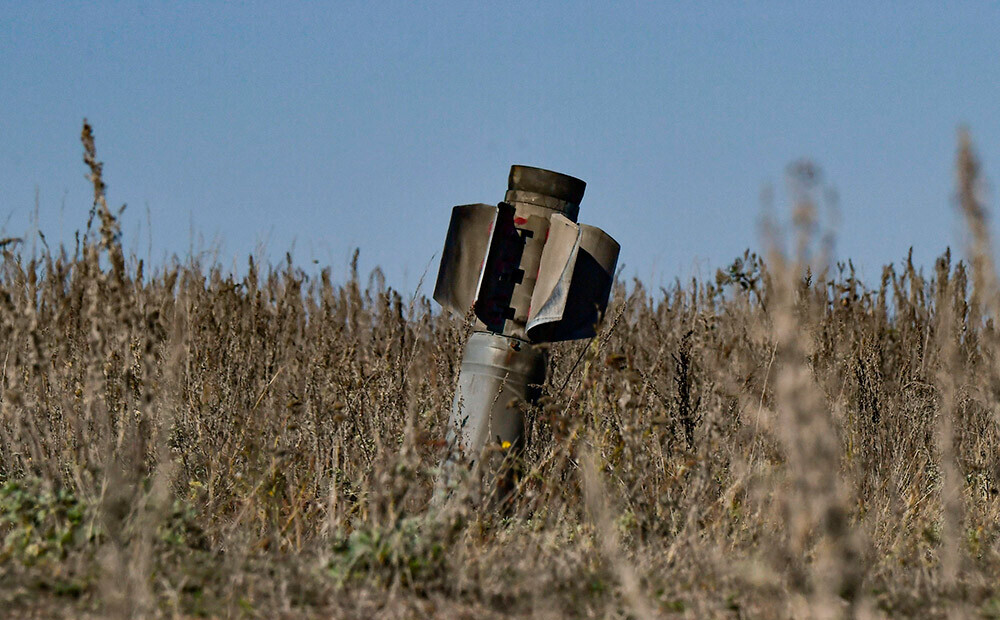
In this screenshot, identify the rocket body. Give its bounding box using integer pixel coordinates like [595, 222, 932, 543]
[448, 332, 544, 459]
[433, 166, 619, 473]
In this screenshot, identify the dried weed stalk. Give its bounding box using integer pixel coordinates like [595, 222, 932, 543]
[0, 124, 998, 618]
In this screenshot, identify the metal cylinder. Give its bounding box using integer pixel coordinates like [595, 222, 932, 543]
[446, 332, 545, 465]
[506, 165, 586, 221]
[433, 165, 618, 507]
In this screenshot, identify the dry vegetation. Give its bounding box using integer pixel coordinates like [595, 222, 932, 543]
[2, 123, 1000, 618]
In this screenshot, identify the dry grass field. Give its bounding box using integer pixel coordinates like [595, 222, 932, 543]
[3, 124, 1000, 618]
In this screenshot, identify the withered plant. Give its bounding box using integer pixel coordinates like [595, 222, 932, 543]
[1, 123, 1000, 618]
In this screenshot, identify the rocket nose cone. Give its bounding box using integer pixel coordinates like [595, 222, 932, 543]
[508, 166, 586, 206]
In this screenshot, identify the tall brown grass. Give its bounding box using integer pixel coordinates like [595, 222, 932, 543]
[1, 122, 1000, 618]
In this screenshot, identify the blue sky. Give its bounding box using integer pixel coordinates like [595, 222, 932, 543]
[2, 3, 999, 290]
